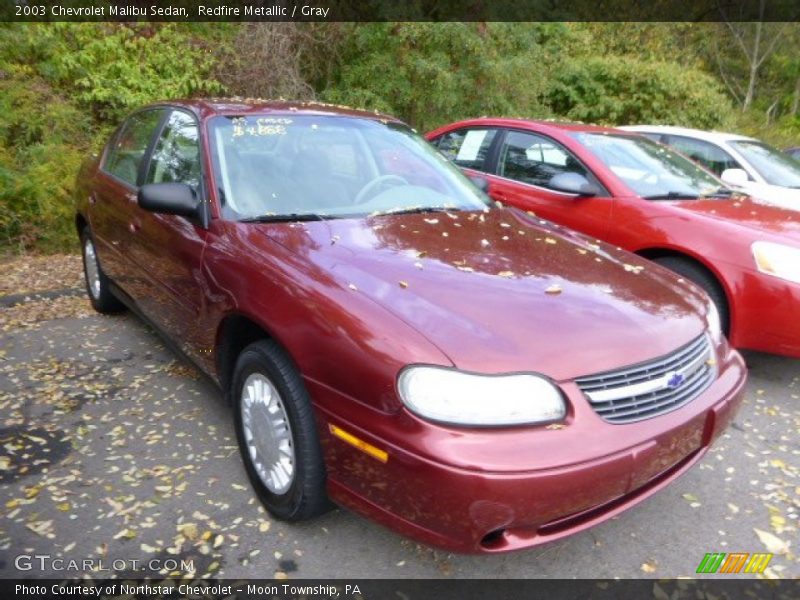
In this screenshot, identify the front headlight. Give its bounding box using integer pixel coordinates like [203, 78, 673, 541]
[752, 241, 800, 285]
[397, 366, 566, 427]
[706, 300, 723, 345]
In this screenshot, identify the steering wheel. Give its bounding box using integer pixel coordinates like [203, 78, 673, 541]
[354, 174, 408, 204]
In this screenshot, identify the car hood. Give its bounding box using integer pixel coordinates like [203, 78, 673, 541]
[671, 196, 800, 242]
[259, 209, 709, 382]
[738, 182, 800, 211]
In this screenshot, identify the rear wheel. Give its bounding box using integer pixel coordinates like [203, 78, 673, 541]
[80, 227, 124, 314]
[654, 256, 730, 335]
[232, 339, 330, 521]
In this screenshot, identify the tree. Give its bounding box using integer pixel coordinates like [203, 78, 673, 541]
[711, 1, 792, 111]
[320, 23, 569, 131]
[545, 56, 734, 128]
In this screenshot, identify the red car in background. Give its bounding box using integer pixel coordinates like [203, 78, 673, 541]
[428, 119, 800, 358]
[75, 101, 746, 553]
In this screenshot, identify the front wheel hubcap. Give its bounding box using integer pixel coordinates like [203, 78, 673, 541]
[240, 373, 295, 494]
[83, 238, 101, 300]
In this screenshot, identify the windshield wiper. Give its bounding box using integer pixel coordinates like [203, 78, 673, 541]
[239, 213, 331, 223]
[700, 187, 735, 198]
[642, 191, 699, 200]
[371, 206, 453, 217]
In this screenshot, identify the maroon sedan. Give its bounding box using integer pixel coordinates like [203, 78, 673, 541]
[75, 100, 745, 553]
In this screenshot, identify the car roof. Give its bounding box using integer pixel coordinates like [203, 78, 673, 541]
[142, 97, 406, 125]
[619, 125, 757, 144]
[436, 117, 622, 136]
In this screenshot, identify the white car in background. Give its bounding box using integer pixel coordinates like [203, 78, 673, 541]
[621, 125, 800, 210]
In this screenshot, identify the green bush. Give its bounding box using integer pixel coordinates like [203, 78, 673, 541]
[321, 23, 567, 132]
[0, 23, 225, 253]
[545, 56, 735, 128]
[0, 65, 92, 251]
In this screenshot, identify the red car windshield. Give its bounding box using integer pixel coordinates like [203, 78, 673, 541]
[571, 132, 728, 200]
[208, 115, 489, 221]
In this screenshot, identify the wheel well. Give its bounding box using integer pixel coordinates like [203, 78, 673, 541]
[635, 247, 731, 320]
[76, 214, 87, 237]
[215, 315, 272, 393]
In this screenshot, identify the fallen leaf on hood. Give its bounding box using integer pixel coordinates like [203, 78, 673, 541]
[544, 238, 557, 245]
[348, 283, 358, 291]
[398, 281, 409, 289]
[497, 271, 515, 278]
[545, 285, 562, 295]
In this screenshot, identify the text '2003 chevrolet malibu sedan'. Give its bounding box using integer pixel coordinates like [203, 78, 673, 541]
[75, 99, 746, 553]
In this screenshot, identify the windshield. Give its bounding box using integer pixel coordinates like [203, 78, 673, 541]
[730, 140, 800, 188]
[208, 115, 489, 220]
[570, 132, 727, 199]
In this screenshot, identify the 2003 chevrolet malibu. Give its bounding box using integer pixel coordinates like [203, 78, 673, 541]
[75, 99, 746, 553]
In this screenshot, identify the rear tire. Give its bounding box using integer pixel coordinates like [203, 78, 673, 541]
[232, 339, 330, 521]
[80, 226, 124, 314]
[654, 256, 730, 335]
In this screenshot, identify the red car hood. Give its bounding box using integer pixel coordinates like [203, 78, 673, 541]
[260, 209, 709, 382]
[672, 196, 800, 242]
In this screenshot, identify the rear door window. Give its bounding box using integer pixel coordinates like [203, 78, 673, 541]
[434, 128, 498, 171]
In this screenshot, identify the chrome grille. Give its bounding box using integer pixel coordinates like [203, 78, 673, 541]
[575, 335, 715, 424]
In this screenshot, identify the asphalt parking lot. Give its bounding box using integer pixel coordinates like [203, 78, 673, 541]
[0, 255, 797, 580]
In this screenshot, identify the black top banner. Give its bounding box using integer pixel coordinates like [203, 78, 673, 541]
[2, 0, 800, 22]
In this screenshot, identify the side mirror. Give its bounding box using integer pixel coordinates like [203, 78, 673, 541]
[138, 183, 203, 221]
[720, 168, 749, 186]
[548, 172, 599, 197]
[469, 175, 490, 194]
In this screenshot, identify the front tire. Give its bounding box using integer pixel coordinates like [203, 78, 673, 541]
[654, 256, 730, 335]
[80, 227, 124, 314]
[232, 339, 329, 521]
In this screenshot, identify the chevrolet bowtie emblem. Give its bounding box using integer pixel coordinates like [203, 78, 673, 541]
[666, 372, 685, 389]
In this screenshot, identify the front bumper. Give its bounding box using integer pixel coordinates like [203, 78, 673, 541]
[312, 346, 747, 553]
[729, 269, 800, 358]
